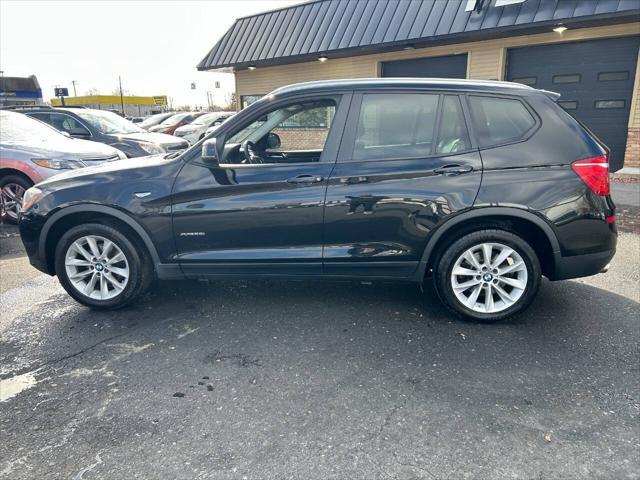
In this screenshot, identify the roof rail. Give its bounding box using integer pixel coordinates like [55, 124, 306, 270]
[0, 104, 52, 110]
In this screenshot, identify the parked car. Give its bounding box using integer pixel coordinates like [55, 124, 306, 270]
[126, 116, 145, 124]
[173, 111, 234, 144]
[19, 79, 616, 322]
[148, 112, 205, 135]
[138, 112, 175, 131]
[0, 111, 125, 223]
[20, 107, 188, 158]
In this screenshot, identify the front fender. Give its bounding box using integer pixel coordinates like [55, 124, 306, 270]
[38, 204, 162, 267]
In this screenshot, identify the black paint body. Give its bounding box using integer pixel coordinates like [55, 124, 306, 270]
[20, 79, 616, 284]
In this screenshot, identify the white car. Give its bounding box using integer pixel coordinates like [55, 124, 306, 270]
[173, 111, 234, 144]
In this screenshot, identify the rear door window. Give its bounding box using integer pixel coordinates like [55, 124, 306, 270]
[353, 93, 439, 161]
[468, 96, 536, 148]
[436, 95, 471, 154]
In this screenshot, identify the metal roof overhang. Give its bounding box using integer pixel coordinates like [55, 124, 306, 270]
[198, 0, 640, 73]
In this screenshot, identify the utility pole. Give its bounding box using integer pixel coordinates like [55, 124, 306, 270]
[118, 75, 125, 116]
[71, 80, 77, 96]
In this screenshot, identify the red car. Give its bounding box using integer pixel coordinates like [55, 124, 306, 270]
[147, 112, 205, 135]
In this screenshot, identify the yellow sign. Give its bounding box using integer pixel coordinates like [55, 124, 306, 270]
[51, 95, 167, 106]
[153, 96, 168, 106]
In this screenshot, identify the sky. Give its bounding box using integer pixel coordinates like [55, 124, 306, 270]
[0, 0, 298, 108]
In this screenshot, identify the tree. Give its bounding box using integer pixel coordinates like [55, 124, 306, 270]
[111, 87, 132, 96]
[223, 92, 238, 111]
[84, 88, 100, 96]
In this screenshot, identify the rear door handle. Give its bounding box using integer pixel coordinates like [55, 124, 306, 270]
[433, 164, 473, 175]
[286, 174, 324, 184]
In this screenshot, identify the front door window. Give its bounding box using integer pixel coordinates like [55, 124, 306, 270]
[222, 99, 337, 165]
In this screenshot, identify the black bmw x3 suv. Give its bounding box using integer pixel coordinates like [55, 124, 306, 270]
[19, 79, 616, 322]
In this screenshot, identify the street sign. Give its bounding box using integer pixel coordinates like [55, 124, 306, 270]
[54, 87, 69, 97]
[153, 95, 168, 106]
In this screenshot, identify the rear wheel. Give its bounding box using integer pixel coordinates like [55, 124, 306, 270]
[434, 229, 541, 322]
[1, 175, 32, 224]
[55, 223, 152, 309]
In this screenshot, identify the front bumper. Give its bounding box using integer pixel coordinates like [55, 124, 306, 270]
[19, 214, 52, 274]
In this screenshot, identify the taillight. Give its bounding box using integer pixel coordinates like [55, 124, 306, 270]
[571, 155, 610, 196]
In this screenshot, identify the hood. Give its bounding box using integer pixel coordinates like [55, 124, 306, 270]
[37, 154, 171, 187]
[1, 136, 122, 160]
[148, 125, 171, 133]
[110, 131, 186, 146]
[174, 123, 202, 134]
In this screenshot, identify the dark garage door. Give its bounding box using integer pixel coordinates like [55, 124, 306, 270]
[507, 36, 639, 171]
[382, 54, 467, 79]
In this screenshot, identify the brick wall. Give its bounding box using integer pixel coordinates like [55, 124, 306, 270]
[272, 127, 329, 151]
[625, 128, 640, 168]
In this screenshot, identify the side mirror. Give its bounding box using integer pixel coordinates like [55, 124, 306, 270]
[69, 128, 90, 139]
[267, 132, 281, 149]
[201, 138, 218, 163]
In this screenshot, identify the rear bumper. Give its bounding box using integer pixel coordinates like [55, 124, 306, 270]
[551, 248, 615, 281]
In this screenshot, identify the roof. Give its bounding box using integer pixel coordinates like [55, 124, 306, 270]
[0, 75, 41, 93]
[198, 0, 640, 71]
[269, 77, 537, 96]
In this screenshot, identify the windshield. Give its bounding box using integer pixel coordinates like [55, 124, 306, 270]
[191, 113, 225, 126]
[0, 111, 70, 143]
[139, 112, 171, 128]
[161, 112, 191, 125]
[74, 109, 143, 134]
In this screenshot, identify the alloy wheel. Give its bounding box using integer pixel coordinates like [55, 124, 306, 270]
[450, 242, 528, 314]
[0, 183, 25, 221]
[64, 235, 130, 300]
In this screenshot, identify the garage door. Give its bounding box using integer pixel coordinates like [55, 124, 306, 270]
[507, 37, 639, 171]
[382, 54, 467, 79]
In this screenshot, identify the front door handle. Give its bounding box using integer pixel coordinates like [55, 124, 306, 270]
[433, 164, 473, 175]
[286, 174, 324, 184]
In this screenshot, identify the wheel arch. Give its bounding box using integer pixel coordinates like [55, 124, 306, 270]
[40, 204, 161, 274]
[417, 207, 560, 280]
[0, 168, 36, 185]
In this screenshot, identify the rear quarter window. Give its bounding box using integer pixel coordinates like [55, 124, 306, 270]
[468, 96, 536, 148]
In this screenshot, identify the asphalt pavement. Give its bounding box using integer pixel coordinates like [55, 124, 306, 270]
[0, 201, 638, 479]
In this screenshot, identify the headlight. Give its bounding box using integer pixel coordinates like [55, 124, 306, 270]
[22, 187, 43, 211]
[31, 158, 86, 170]
[138, 142, 165, 155]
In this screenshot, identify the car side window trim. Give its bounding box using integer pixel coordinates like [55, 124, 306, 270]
[463, 93, 541, 151]
[337, 90, 476, 164]
[207, 92, 351, 168]
[51, 112, 94, 138]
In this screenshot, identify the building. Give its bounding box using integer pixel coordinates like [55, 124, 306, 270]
[50, 95, 168, 117]
[0, 75, 43, 106]
[198, 0, 640, 171]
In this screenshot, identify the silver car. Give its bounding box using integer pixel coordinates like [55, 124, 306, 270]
[0, 110, 126, 223]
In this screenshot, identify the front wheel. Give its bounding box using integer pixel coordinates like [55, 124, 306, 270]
[434, 229, 541, 322]
[1, 175, 32, 224]
[55, 223, 152, 309]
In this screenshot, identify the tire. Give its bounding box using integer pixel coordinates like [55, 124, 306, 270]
[1, 175, 33, 224]
[54, 223, 153, 309]
[434, 229, 541, 323]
